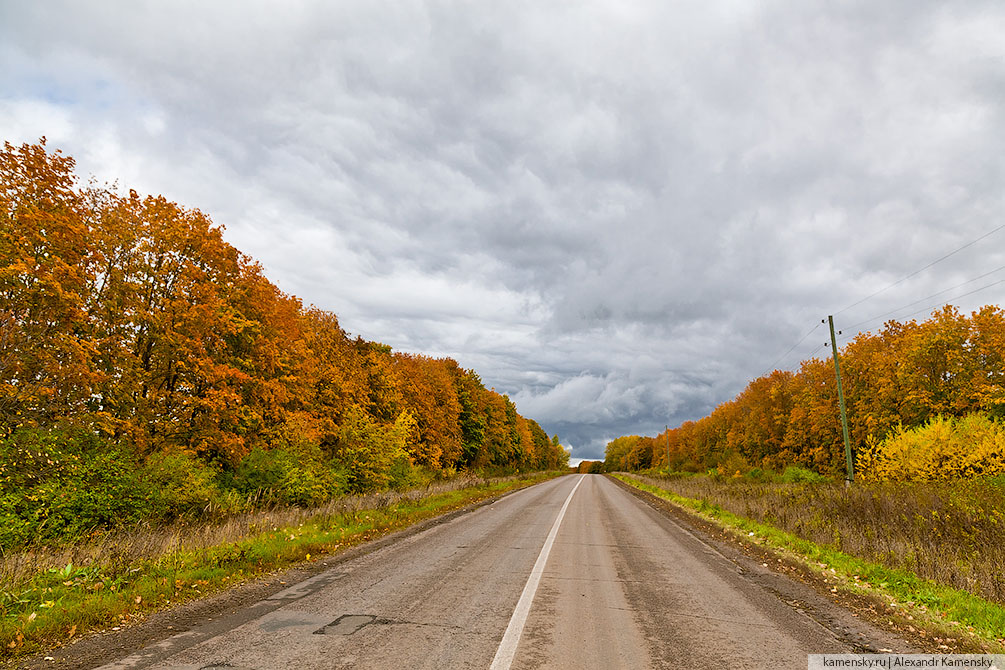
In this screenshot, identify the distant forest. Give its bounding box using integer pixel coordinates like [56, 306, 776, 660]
[0, 139, 566, 544]
[607, 304, 1005, 480]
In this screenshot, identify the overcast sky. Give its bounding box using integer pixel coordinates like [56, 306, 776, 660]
[3, 2, 1005, 461]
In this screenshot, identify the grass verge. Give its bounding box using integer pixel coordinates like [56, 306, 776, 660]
[2, 471, 564, 663]
[613, 473, 1005, 653]
[626, 468, 1005, 605]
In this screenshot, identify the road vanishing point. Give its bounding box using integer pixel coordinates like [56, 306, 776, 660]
[94, 474, 913, 669]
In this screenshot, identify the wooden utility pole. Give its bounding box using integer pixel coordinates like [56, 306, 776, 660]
[665, 425, 669, 473]
[827, 315, 854, 484]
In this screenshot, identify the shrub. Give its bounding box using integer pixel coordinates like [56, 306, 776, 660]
[779, 465, 828, 484]
[717, 452, 750, 478]
[0, 428, 153, 548]
[234, 446, 345, 507]
[235, 447, 288, 496]
[387, 457, 420, 491]
[858, 413, 1005, 481]
[0, 492, 33, 550]
[143, 450, 223, 519]
[45, 448, 152, 534]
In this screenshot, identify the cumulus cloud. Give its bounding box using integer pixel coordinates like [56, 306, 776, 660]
[3, 1, 1004, 460]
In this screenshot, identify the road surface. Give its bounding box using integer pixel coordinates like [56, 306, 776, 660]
[98, 474, 912, 669]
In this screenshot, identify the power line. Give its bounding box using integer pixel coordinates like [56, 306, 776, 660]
[760, 322, 821, 377]
[799, 342, 831, 362]
[838, 278, 1005, 344]
[834, 222, 1005, 317]
[845, 263, 1005, 331]
[886, 279, 1005, 323]
[757, 224, 1005, 377]
[791, 342, 835, 365]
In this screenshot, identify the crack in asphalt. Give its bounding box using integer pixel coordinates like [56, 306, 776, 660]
[313, 613, 471, 636]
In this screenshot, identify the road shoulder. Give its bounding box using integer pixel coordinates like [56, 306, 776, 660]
[606, 474, 938, 654]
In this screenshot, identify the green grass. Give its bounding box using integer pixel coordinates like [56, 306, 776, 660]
[1, 471, 564, 662]
[613, 473, 1005, 652]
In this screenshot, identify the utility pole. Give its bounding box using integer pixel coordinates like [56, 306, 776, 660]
[665, 425, 670, 474]
[827, 315, 854, 484]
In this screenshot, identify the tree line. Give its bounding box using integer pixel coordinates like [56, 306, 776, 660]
[0, 139, 567, 515]
[606, 304, 1005, 476]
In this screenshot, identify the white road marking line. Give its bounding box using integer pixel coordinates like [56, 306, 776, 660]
[490, 474, 587, 670]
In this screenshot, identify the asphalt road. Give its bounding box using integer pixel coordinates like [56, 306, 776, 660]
[98, 474, 913, 670]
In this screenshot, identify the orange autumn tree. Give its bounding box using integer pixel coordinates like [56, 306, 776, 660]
[222, 261, 306, 449]
[1, 138, 566, 495]
[84, 190, 255, 460]
[0, 139, 98, 429]
[393, 353, 462, 467]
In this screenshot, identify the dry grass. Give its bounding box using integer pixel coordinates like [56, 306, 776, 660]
[632, 473, 1005, 605]
[0, 474, 494, 593]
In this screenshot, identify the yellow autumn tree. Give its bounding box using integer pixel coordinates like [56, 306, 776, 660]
[334, 404, 417, 492]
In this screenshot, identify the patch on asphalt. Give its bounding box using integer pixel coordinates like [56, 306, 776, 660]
[314, 614, 380, 635]
[258, 612, 329, 632]
[266, 571, 347, 602]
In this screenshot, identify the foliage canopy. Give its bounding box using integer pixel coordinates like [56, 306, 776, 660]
[0, 139, 568, 547]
